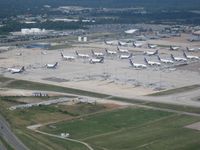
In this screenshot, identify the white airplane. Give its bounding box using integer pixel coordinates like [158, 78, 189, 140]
[148, 44, 158, 49]
[8, 66, 25, 74]
[104, 40, 114, 45]
[41, 51, 47, 55]
[119, 53, 133, 59]
[118, 41, 130, 46]
[117, 47, 129, 53]
[157, 55, 174, 64]
[170, 54, 187, 62]
[133, 42, 143, 48]
[183, 52, 199, 60]
[61, 52, 75, 61]
[129, 59, 147, 69]
[46, 62, 58, 69]
[16, 52, 22, 56]
[91, 50, 104, 57]
[144, 50, 158, 56]
[170, 46, 180, 51]
[89, 57, 104, 64]
[105, 49, 117, 55]
[75, 51, 90, 58]
[186, 47, 198, 52]
[144, 58, 161, 66]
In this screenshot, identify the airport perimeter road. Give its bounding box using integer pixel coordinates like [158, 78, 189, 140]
[0, 115, 28, 150]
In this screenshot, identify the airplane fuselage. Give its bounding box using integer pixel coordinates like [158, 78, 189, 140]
[117, 48, 129, 53]
[89, 58, 104, 64]
[119, 54, 132, 59]
[174, 57, 187, 61]
[106, 49, 117, 55]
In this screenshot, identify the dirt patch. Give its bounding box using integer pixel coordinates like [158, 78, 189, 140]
[103, 103, 122, 109]
[43, 77, 70, 83]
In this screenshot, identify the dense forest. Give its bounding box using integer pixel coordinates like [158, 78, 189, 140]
[0, 0, 200, 18]
[0, 0, 199, 34]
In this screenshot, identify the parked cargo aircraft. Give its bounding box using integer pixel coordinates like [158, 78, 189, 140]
[129, 59, 147, 69]
[91, 50, 104, 57]
[8, 66, 25, 74]
[144, 50, 158, 56]
[186, 47, 199, 52]
[170, 54, 187, 62]
[75, 51, 90, 58]
[183, 52, 199, 60]
[144, 58, 161, 66]
[104, 40, 114, 45]
[46, 62, 58, 69]
[119, 53, 133, 59]
[133, 42, 143, 48]
[41, 51, 47, 55]
[61, 52, 75, 61]
[157, 55, 174, 64]
[105, 49, 117, 55]
[170, 46, 180, 51]
[117, 47, 129, 53]
[89, 57, 104, 64]
[118, 41, 129, 46]
[148, 44, 158, 49]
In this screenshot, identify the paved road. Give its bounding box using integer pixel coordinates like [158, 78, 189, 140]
[0, 115, 28, 150]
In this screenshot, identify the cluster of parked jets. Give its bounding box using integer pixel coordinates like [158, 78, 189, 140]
[106, 39, 200, 52]
[6, 40, 200, 73]
[7, 46, 199, 74]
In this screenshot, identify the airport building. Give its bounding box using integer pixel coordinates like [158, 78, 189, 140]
[21, 28, 47, 35]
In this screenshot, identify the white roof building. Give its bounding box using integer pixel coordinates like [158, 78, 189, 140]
[125, 29, 139, 34]
[21, 28, 46, 35]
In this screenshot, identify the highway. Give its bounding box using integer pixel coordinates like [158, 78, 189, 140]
[0, 115, 29, 150]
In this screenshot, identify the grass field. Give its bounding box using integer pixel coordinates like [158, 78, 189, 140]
[3, 77, 200, 114]
[40, 107, 200, 150]
[15, 129, 89, 150]
[86, 115, 200, 150]
[40, 108, 172, 139]
[2, 76, 200, 149]
[0, 96, 107, 150]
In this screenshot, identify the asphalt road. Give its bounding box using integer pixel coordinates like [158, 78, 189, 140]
[0, 115, 28, 150]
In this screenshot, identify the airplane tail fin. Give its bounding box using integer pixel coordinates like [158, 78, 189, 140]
[54, 62, 58, 68]
[100, 57, 104, 63]
[170, 54, 175, 61]
[20, 66, 25, 72]
[118, 41, 121, 46]
[129, 59, 134, 66]
[105, 49, 108, 53]
[183, 52, 187, 58]
[75, 51, 79, 56]
[128, 53, 133, 59]
[157, 55, 161, 61]
[155, 50, 158, 55]
[144, 58, 148, 64]
[61, 52, 64, 57]
[104, 40, 107, 44]
[117, 47, 120, 51]
[133, 42, 136, 47]
[170, 46, 172, 50]
[91, 50, 95, 55]
[148, 43, 150, 48]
